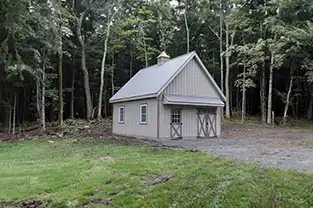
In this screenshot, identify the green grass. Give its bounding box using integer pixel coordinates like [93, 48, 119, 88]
[1, 140, 313, 208]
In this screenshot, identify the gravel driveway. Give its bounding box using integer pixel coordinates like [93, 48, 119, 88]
[158, 125, 313, 174]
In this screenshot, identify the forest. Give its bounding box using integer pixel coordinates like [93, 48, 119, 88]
[1, 0, 313, 134]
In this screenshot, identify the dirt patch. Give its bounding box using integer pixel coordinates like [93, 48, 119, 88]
[144, 174, 175, 185]
[99, 156, 116, 162]
[91, 198, 112, 206]
[0, 199, 44, 208]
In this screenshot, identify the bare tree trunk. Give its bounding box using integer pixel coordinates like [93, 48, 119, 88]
[97, 7, 120, 119]
[143, 36, 148, 67]
[36, 79, 41, 120]
[225, 23, 230, 118]
[12, 92, 16, 135]
[307, 89, 313, 119]
[219, 0, 224, 93]
[130, 44, 133, 78]
[77, 12, 93, 120]
[241, 67, 246, 123]
[57, 0, 63, 127]
[283, 76, 293, 125]
[97, 22, 110, 119]
[58, 42, 63, 126]
[41, 63, 46, 131]
[8, 106, 12, 134]
[260, 59, 266, 123]
[70, 68, 75, 119]
[184, 0, 189, 53]
[111, 52, 115, 96]
[267, 50, 275, 124]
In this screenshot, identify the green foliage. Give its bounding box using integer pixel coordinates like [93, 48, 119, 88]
[2, 0, 313, 122]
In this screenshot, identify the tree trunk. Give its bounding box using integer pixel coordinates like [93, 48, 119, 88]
[8, 105, 12, 134]
[260, 59, 266, 123]
[98, 22, 111, 119]
[184, 0, 189, 53]
[225, 23, 230, 118]
[241, 67, 246, 123]
[267, 50, 274, 124]
[41, 62, 46, 131]
[12, 92, 16, 135]
[36, 79, 40, 121]
[130, 43, 133, 78]
[219, 0, 224, 93]
[58, 39, 63, 126]
[111, 52, 115, 96]
[77, 13, 93, 120]
[70, 68, 75, 119]
[283, 76, 293, 125]
[143, 36, 148, 67]
[307, 93, 313, 120]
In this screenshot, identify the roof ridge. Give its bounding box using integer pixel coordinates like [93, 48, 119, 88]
[140, 51, 195, 72]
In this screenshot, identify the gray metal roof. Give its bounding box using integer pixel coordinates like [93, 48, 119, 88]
[109, 52, 195, 103]
[163, 95, 224, 107]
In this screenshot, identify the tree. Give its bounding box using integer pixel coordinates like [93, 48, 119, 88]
[97, 0, 121, 119]
[75, 0, 94, 120]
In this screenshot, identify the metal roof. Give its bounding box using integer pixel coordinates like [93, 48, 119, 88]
[163, 95, 225, 107]
[109, 52, 195, 103]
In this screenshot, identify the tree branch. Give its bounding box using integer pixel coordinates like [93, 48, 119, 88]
[208, 25, 220, 41]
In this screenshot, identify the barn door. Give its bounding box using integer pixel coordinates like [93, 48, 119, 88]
[197, 108, 217, 138]
[170, 108, 182, 139]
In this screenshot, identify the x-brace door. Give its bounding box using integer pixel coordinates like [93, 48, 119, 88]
[197, 108, 217, 138]
[170, 123, 182, 139]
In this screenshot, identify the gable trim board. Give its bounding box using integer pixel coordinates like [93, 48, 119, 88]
[109, 51, 225, 104]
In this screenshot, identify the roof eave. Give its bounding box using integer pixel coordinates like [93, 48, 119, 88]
[109, 93, 157, 103]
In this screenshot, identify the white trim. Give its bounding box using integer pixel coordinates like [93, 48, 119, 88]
[109, 93, 155, 103]
[139, 104, 148, 124]
[118, 106, 125, 124]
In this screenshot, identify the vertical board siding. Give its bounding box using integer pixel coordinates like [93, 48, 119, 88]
[112, 98, 158, 138]
[159, 57, 222, 139]
[159, 104, 170, 139]
[164, 58, 219, 97]
[181, 107, 197, 137]
[159, 105, 222, 139]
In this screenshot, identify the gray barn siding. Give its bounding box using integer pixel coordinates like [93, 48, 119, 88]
[159, 105, 222, 139]
[159, 57, 222, 139]
[164, 58, 219, 98]
[112, 98, 158, 138]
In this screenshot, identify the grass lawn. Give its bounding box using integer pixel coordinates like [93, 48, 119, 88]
[1, 140, 313, 208]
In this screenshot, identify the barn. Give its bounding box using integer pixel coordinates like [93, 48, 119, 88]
[109, 51, 226, 139]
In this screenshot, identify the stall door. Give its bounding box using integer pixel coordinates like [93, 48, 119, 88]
[197, 108, 217, 138]
[170, 108, 182, 139]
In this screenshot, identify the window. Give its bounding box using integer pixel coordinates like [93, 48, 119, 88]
[140, 104, 148, 124]
[171, 108, 181, 124]
[119, 106, 125, 123]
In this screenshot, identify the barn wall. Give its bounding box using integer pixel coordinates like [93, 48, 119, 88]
[112, 98, 158, 138]
[159, 105, 222, 139]
[163, 58, 220, 98]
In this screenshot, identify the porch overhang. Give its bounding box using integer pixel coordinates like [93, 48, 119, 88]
[163, 95, 224, 107]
